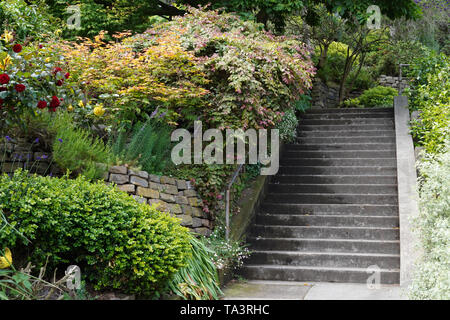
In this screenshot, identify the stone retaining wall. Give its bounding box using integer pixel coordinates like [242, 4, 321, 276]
[311, 78, 363, 109]
[311, 78, 338, 108]
[311, 75, 412, 109]
[378, 75, 411, 91]
[0, 138, 60, 176]
[105, 165, 213, 236]
[0, 139, 214, 236]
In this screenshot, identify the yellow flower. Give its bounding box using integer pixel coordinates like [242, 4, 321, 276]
[94, 105, 105, 116]
[45, 57, 51, 63]
[67, 105, 74, 112]
[0, 54, 11, 71]
[78, 100, 84, 108]
[1, 30, 13, 43]
[0, 248, 12, 269]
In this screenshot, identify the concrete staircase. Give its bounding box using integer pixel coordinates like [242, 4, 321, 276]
[242, 108, 400, 284]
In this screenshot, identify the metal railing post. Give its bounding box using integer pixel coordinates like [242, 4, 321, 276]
[225, 164, 244, 242]
[399, 64, 410, 96]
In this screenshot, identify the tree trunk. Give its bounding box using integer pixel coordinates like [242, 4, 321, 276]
[256, 9, 269, 29]
[338, 48, 354, 104]
[346, 52, 366, 96]
[318, 44, 329, 69]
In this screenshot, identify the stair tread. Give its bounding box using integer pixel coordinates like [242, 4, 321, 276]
[269, 183, 397, 186]
[298, 131, 395, 134]
[287, 142, 395, 145]
[285, 150, 396, 153]
[305, 108, 393, 112]
[262, 203, 398, 206]
[274, 175, 397, 179]
[242, 265, 400, 272]
[281, 157, 397, 160]
[258, 213, 399, 218]
[251, 250, 400, 257]
[253, 224, 399, 230]
[249, 236, 400, 243]
[280, 165, 397, 169]
[268, 192, 398, 195]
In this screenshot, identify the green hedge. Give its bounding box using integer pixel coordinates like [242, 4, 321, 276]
[410, 57, 450, 154]
[0, 170, 191, 297]
[343, 86, 398, 108]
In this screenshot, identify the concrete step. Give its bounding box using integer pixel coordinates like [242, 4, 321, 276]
[255, 214, 399, 228]
[278, 166, 397, 175]
[251, 225, 399, 240]
[285, 143, 396, 151]
[283, 150, 396, 159]
[268, 183, 397, 194]
[301, 125, 394, 131]
[296, 136, 395, 144]
[240, 265, 400, 284]
[301, 119, 394, 126]
[271, 175, 398, 185]
[302, 113, 394, 120]
[298, 130, 395, 138]
[247, 251, 400, 269]
[280, 158, 397, 167]
[265, 193, 398, 205]
[305, 108, 393, 114]
[260, 203, 398, 216]
[248, 237, 400, 254]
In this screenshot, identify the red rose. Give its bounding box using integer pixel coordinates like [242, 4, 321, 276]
[48, 107, 57, 112]
[56, 79, 63, 86]
[49, 96, 60, 108]
[12, 44, 22, 53]
[39, 44, 43, 49]
[0, 73, 10, 85]
[52, 67, 62, 75]
[37, 100, 47, 109]
[15, 84, 26, 93]
[64, 72, 70, 79]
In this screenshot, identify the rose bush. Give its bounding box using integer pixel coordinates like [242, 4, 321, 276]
[0, 30, 80, 126]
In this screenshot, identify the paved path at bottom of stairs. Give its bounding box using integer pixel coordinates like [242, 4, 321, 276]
[222, 280, 406, 300]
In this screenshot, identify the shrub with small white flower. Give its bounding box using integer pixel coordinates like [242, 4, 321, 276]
[409, 141, 450, 300]
[202, 226, 251, 271]
[276, 108, 299, 143]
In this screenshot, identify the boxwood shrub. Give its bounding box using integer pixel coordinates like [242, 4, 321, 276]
[0, 170, 191, 297]
[343, 86, 398, 108]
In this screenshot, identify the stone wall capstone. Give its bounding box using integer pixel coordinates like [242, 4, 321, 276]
[105, 165, 213, 236]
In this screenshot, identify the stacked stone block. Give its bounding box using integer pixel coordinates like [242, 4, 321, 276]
[378, 75, 411, 91]
[0, 139, 59, 175]
[311, 78, 362, 109]
[106, 165, 213, 236]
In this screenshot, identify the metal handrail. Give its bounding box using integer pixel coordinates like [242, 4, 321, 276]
[224, 163, 244, 241]
[399, 64, 410, 95]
